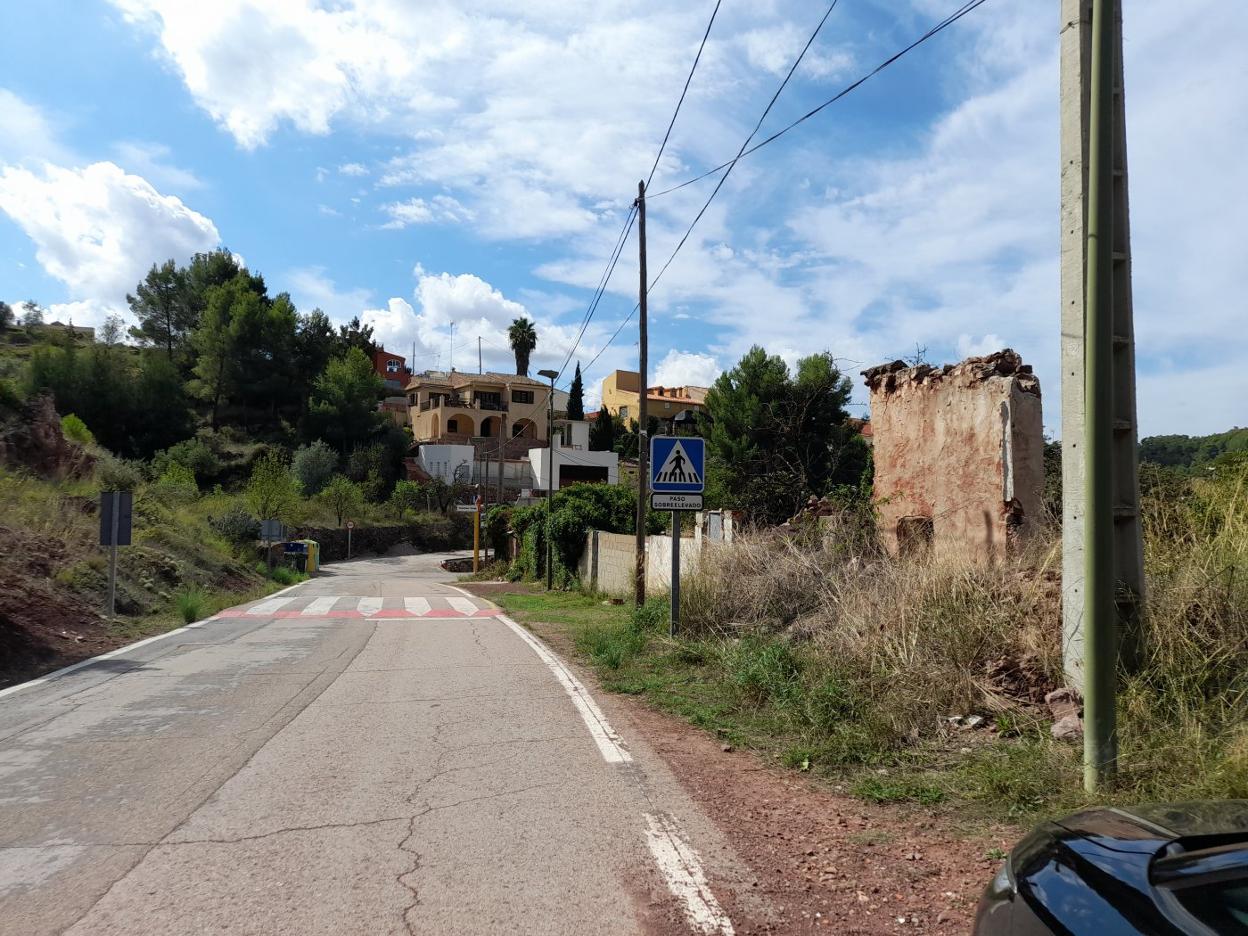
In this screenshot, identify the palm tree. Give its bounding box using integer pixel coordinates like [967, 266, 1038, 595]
[508, 317, 538, 377]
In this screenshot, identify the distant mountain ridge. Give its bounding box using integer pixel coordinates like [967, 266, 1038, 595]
[1139, 428, 1248, 470]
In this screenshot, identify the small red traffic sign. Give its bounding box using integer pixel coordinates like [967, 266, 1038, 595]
[345, 520, 355, 530]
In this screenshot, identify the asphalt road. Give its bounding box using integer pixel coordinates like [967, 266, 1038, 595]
[0, 551, 745, 935]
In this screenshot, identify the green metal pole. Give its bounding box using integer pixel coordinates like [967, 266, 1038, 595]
[1083, 0, 1117, 793]
[546, 374, 555, 591]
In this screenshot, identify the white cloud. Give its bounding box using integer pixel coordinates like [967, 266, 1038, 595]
[100, 0, 1248, 434]
[286, 266, 371, 321]
[956, 333, 1007, 359]
[112, 140, 203, 191]
[0, 89, 70, 165]
[0, 161, 219, 325]
[653, 349, 720, 389]
[337, 162, 368, 177]
[380, 194, 473, 229]
[739, 24, 853, 79]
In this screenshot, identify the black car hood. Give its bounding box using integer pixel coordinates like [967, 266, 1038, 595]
[1055, 801, 1248, 848]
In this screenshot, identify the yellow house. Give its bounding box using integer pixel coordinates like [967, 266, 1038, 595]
[406, 371, 552, 443]
[599, 369, 709, 428]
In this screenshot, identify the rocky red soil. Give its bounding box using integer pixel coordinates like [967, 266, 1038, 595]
[0, 527, 121, 689]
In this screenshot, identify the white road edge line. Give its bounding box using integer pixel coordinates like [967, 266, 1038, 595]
[495, 613, 632, 764]
[644, 813, 736, 936]
[447, 587, 733, 934]
[0, 580, 308, 700]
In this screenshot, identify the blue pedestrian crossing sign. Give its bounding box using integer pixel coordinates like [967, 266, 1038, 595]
[650, 436, 705, 494]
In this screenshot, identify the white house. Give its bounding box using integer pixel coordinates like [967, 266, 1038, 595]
[527, 419, 619, 493]
[417, 444, 475, 484]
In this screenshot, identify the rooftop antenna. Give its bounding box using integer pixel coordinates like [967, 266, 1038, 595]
[449, 321, 455, 372]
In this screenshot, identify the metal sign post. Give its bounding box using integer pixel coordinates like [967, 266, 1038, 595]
[650, 437, 705, 637]
[346, 519, 355, 559]
[473, 495, 482, 573]
[99, 491, 133, 620]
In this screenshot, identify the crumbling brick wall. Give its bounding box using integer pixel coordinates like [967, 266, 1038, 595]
[862, 350, 1044, 561]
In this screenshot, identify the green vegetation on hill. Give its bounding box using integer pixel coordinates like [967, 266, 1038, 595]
[0, 251, 483, 686]
[1139, 428, 1248, 471]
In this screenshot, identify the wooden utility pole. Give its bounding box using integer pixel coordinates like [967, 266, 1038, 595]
[478, 336, 483, 375]
[1060, 0, 1143, 789]
[634, 180, 649, 606]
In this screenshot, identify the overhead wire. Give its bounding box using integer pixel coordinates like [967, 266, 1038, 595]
[645, 0, 723, 189]
[579, 0, 993, 382]
[646, 0, 991, 199]
[580, 0, 843, 379]
[645, 0, 841, 296]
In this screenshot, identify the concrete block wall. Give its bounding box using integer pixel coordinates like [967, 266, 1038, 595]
[579, 529, 701, 597]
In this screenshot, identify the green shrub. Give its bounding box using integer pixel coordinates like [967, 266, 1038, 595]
[175, 586, 207, 624]
[152, 437, 222, 483]
[96, 456, 143, 492]
[723, 637, 801, 707]
[292, 440, 338, 496]
[0, 377, 22, 412]
[630, 596, 667, 633]
[577, 622, 647, 671]
[209, 506, 260, 550]
[155, 461, 199, 501]
[60, 413, 96, 445]
[269, 565, 300, 586]
[853, 776, 945, 806]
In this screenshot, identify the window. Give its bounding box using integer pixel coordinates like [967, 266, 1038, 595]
[512, 389, 534, 404]
[1173, 879, 1248, 931]
[619, 405, 629, 420]
[386, 359, 400, 373]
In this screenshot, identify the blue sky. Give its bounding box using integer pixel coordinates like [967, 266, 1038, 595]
[1, 0, 1245, 435]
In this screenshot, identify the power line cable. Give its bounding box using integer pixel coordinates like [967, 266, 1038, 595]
[578, 1, 991, 387]
[645, 0, 723, 189]
[579, 0, 844, 378]
[546, 0, 720, 388]
[647, 0, 991, 198]
[645, 0, 842, 296]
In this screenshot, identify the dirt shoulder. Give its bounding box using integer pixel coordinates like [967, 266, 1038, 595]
[463, 581, 1016, 934]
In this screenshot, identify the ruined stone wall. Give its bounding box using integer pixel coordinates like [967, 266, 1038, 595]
[863, 350, 1044, 561]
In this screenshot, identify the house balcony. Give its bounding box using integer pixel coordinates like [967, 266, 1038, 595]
[417, 397, 509, 413]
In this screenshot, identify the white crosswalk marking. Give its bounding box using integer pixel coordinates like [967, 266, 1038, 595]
[404, 597, 432, 616]
[356, 597, 384, 617]
[301, 596, 339, 616]
[447, 597, 478, 615]
[249, 596, 296, 615]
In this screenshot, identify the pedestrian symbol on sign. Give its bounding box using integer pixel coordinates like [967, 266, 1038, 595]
[650, 437, 705, 494]
[656, 441, 699, 485]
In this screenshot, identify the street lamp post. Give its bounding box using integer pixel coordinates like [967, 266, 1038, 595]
[538, 368, 560, 590]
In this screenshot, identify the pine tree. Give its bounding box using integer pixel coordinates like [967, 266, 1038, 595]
[567, 362, 585, 420]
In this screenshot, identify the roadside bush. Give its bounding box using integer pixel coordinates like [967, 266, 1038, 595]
[153, 461, 198, 502]
[0, 377, 22, 413]
[292, 440, 338, 496]
[60, 413, 96, 445]
[269, 566, 300, 586]
[663, 456, 1248, 814]
[152, 437, 222, 484]
[209, 506, 260, 551]
[509, 483, 647, 587]
[175, 586, 207, 623]
[95, 456, 144, 492]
